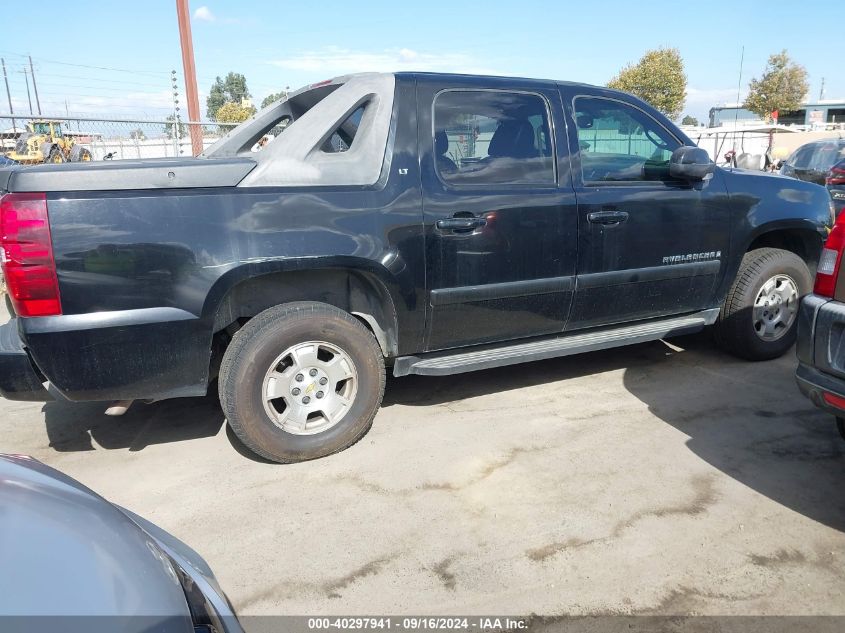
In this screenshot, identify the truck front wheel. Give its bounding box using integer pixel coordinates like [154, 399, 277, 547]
[219, 302, 385, 463]
[715, 247, 811, 360]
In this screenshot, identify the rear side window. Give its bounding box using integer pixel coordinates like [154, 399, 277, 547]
[433, 90, 555, 186]
[322, 105, 366, 153]
[574, 97, 681, 182]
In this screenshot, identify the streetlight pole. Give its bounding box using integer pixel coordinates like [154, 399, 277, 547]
[175, 0, 203, 156]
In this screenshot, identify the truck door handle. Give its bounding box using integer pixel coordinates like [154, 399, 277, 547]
[588, 210, 629, 225]
[436, 217, 487, 231]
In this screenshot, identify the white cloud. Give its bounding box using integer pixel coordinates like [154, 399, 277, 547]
[193, 6, 215, 22]
[269, 46, 507, 76]
[686, 87, 745, 110]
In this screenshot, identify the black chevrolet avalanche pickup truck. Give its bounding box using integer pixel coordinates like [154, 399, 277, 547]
[0, 73, 834, 462]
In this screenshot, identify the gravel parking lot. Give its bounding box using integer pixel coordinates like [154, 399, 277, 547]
[1, 322, 843, 616]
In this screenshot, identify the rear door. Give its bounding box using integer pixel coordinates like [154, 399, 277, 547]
[560, 88, 732, 331]
[418, 78, 578, 351]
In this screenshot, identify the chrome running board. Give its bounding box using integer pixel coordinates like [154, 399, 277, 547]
[393, 309, 719, 377]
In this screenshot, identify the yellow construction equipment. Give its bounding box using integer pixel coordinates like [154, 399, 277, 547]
[5, 120, 92, 165]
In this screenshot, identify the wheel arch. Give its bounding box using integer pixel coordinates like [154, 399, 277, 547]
[744, 221, 825, 271]
[205, 260, 401, 357]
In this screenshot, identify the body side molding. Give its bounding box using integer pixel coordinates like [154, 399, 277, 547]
[430, 275, 574, 306]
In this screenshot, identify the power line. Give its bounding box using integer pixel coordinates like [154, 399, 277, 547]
[11, 69, 170, 89]
[0, 50, 170, 76]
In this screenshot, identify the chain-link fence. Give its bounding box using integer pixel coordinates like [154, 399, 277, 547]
[0, 115, 237, 162]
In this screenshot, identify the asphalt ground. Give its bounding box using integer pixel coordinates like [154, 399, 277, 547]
[1, 322, 843, 618]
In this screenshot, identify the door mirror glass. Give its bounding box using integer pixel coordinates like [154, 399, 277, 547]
[669, 146, 715, 181]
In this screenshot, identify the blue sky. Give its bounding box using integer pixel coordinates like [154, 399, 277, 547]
[0, 0, 840, 123]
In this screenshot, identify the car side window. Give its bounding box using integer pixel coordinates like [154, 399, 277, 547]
[808, 144, 845, 172]
[433, 90, 555, 186]
[788, 146, 814, 170]
[573, 97, 681, 183]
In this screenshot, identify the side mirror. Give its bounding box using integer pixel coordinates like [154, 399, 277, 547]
[669, 146, 715, 181]
[575, 113, 594, 129]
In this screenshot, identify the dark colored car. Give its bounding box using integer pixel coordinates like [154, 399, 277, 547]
[0, 72, 834, 463]
[796, 210, 845, 439]
[827, 157, 845, 217]
[0, 155, 18, 167]
[0, 453, 243, 632]
[780, 138, 845, 186]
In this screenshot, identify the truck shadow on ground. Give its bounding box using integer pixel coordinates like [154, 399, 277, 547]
[42, 385, 225, 453]
[41, 333, 845, 530]
[621, 333, 845, 532]
[383, 331, 845, 532]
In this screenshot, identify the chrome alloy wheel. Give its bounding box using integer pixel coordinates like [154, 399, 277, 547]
[752, 274, 799, 341]
[262, 341, 358, 435]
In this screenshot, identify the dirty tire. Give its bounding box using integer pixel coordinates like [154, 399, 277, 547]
[715, 247, 811, 360]
[219, 302, 385, 463]
[69, 145, 92, 162]
[47, 147, 64, 164]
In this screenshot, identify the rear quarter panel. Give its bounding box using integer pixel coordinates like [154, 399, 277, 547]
[28, 182, 424, 400]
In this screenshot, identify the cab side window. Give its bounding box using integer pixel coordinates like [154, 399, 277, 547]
[574, 97, 681, 183]
[433, 90, 555, 186]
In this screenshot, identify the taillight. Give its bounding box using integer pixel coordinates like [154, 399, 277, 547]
[823, 391, 845, 411]
[0, 192, 62, 317]
[827, 165, 845, 186]
[815, 212, 845, 298]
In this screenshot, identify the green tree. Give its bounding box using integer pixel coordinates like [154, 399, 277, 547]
[681, 115, 699, 126]
[215, 101, 257, 124]
[607, 48, 687, 120]
[206, 72, 251, 120]
[261, 91, 288, 108]
[744, 50, 809, 121]
[164, 115, 185, 137]
[129, 128, 146, 140]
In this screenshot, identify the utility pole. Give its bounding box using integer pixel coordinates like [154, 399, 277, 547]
[1, 58, 15, 134]
[29, 56, 41, 115]
[175, 0, 203, 156]
[21, 68, 33, 115]
[820, 77, 826, 101]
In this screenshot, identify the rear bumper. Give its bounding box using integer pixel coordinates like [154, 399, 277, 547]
[0, 320, 50, 401]
[796, 362, 845, 416]
[13, 307, 212, 402]
[795, 293, 845, 416]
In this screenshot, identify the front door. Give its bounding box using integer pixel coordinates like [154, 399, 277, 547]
[561, 91, 732, 331]
[418, 80, 578, 351]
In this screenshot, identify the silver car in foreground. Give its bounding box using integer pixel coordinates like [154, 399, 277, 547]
[0, 453, 243, 633]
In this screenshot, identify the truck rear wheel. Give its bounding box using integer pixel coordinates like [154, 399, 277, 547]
[219, 302, 385, 463]
[69, 145, 92, 162]
[715, 247, 811, 360]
